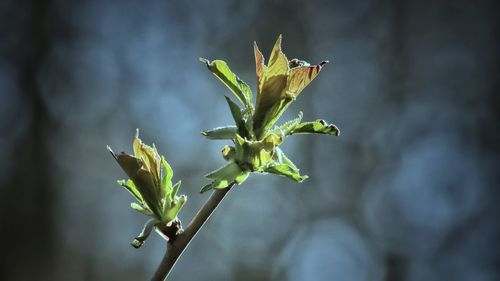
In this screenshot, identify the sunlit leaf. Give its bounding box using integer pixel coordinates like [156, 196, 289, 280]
[109, 147, 142, 180]
[201, 126, 238, 140]
[254, 41, 265, 93]
[225, 96, 249, 138]
[164, 195, 186, 222]
[133, 129, 162, 187]
[234, 171, 250, 184]
[273, 147, 296, 169]
[117, 179, 143, 202]
[161, 156, 173, 198]
[205, 161, 243, 180]
[264, 163, 308, 182]
[131, 202, 153, 216]
[221, 145, 236, 161]
[252, 36, 290, 139]
[134, 169, 163, 218]
[262, 132, 283, 148]
[264, 147, 308, 182]
[170, 181, 181, 202]
[286, 63, 325, 98]
[131, 218, 159, 248]
[276, 111, 303, 135]
[200, 184, 213, 194]
[251, 36, 329, 139]
[201, 162, 247, 192]
[200, 58, 253, 108]
[109, 129, 188, 245]
[290, 119, 340, 136]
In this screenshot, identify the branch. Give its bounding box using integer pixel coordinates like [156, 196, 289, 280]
[151, 183, 234, 281]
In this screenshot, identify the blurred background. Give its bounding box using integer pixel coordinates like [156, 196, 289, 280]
[1, 0, 499, 280]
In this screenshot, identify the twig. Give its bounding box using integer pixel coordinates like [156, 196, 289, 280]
[151, 183, 234, 281]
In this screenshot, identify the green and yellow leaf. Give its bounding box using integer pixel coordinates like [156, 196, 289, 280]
[201, 126, 238, 140]
[289, 119, 340, 136]
[200, 58, 253, 108]
[117, 179, 143, 202]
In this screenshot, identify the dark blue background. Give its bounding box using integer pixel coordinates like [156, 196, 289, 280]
[0, 0, 498, 280]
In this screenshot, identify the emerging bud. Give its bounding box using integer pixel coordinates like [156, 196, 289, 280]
[200, 36, 339, 192]
[108, 129, 187, 247]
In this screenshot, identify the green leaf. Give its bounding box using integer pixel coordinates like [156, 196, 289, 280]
[161, 180, 182, 219]
[289, 119, 339, 136]
[161, 156, 173, 198]
[201, 126, 238, 140]
[233, 133, 280, 172]
[170, 180, 181, 202]
[242, 107, 256, 139]
[221, 145, 236, 161]
[225, 96, 249, 138]
[201, 178, 232, 192]
[110, 145, 162, 218]
[264, 148, 308, 182]
[200, 184, 214, 194]
[130, 202, 153, 216]
[234, 171, 250, 184]
[253, 99, 291, 140]
[200, 58, 253, 108]
[205, 161, 242, 179]
[131, 218, 159, 248]
[264, 163, 308, 182]
[117, 179, 143, 202]
[276, 111, 303, 135]
[273, 147, 296, 168]
[201, 162, 247, 193]
[163, 195, 186, 222]
[111, 150, 143, 180]
[133, 169, 163, 219]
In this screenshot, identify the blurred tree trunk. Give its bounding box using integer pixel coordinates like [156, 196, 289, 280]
[385, 0, 409, 280]
[0, 0, 55, 280]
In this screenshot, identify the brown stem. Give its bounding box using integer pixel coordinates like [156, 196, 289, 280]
[151, 184, 234, 281]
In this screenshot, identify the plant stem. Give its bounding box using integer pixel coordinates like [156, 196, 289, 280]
[151, 183, 234, 281]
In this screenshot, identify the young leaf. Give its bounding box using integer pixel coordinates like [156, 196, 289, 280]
[289, 119, 340, 136]
[286, 64, 325, 98]
[200, 58, 253, 108]
[200, 183, 214, 194]
[225, 96, 249, 138]
[196, 172, 246, 192]
[252, 36, 328, 139]
[205, 161, 243, 180]
[113, 152, 143, 180]
[264, 147, 308, 182]
[170, 181, 181, 202]
[117, 179, 143, 202]
[252, 36, 290, 139]
[133, 169, 163, 219]
[131, 218, 160, 248]
[201, 178, 231, 192]
[234, 171, 250, 184]
[221, 145, 236, 161]
[264, 163, 308, 182]
[201, 126, 238, 140]
[242, 107, 256, 139]
[131, 202, 153, 216]
[133, 131, 162, 187]
[161, 156, 173, 198]
[273, 147, 296, 168]
[276, 111, 303, 135]
[163, 195, 187, 222]
[201, 162, 247, 192]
